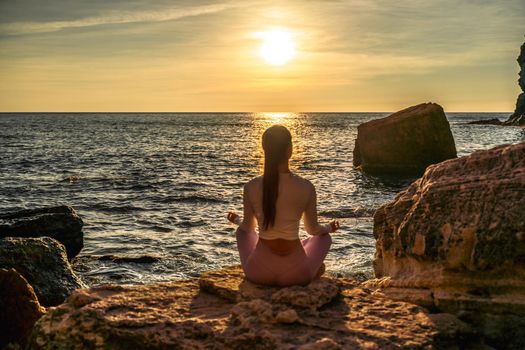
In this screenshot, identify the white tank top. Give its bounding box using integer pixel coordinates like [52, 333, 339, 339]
[243, 173, 331, 240]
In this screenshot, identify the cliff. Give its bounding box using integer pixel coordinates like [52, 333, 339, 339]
[506, 39, 525, 125]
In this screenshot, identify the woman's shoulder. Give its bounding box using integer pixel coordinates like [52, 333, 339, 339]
[244, 176, 263, 189]
[290, 173, 315, 190]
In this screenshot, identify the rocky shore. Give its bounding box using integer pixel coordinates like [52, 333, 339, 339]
[1, 140, 524, 348]
[27, 266, 475, 349]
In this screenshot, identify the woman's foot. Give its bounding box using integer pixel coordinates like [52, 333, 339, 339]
[314, 263, 325, 279]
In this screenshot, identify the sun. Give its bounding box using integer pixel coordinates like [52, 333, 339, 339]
[258, 29, 296, 66]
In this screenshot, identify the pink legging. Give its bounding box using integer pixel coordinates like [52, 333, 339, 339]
[235, 227, 332, 286]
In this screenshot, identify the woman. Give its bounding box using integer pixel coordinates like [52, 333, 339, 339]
[227, 125, 340, 286]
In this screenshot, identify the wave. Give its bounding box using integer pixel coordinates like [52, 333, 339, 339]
[97, 255, 161, 264]
[174, 220, 206, 228]
[158, 195, 226, 204]
[87, 203, 148, 213]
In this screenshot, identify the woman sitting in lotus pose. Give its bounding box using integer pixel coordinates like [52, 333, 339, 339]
[227, 125, 340, 286]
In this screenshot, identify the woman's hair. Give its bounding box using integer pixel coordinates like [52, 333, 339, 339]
[261, 125, 292, 230]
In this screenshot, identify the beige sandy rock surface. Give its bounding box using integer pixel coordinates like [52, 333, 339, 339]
[28, 266, 473, 350]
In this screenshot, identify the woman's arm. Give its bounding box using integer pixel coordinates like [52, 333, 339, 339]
[303, 184, 339, 235]
[239, 183, 257, 232]
[227, 183, 257, 230]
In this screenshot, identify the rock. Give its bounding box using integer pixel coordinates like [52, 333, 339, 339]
[274, 309, 298, 324]
[270, 278, 339, 310]
[505, 39, 525, 126]
[0, 205, 84, 260]
[506, 93, 525, 126]
[29, 265, 447, 349]
[353, 102, 457, 175]
[467, 118, 503, 125]
[426, 313, 478, 349]
[199, 265, 339, 310]
[0, 268, 45, 348]
[371, 141, 525, 348]
[0, 237, 86, 306]
[298, 337, 341, 350]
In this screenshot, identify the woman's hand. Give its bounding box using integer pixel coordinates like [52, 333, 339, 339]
[227, 212, 240, 224]
[329, 220, 340, 233]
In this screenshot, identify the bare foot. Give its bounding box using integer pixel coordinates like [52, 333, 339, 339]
[314, 263, 326, 279]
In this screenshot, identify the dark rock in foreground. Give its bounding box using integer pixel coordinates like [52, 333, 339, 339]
[353, 102, 457, 175]
[29, 266, 475, 349]
[0, 205, 84, 260]
[0, 268, 45, 348]
[370, 141, 525, 349]
[0, 237, 86, 307]
[505, 39, 525, 126]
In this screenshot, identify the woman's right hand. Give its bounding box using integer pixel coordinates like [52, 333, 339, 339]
[227, 212, 240, 225]
[329, 220, 340, 233]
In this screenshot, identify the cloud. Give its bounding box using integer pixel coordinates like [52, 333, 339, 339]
[0, 2, 244, 36]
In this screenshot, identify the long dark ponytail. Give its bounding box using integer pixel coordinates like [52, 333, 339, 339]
[261, 125, 292, 230]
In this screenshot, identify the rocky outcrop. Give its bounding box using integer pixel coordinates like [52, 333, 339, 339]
[0, 268, 45, 348]
[467, 118, 503, 126]
[28, 265, 475, 349]
[370, 141, 525, 349]
[0, 237, 86, 306]
[353, 102, 457, 175]
[505, 39, 525, 126]
[0, 205, 84, 260]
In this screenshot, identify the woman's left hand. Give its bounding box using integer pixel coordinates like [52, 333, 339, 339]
[329, 220, 340, 233]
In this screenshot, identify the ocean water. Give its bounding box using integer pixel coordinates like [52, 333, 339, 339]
[0, 112, 523, 285]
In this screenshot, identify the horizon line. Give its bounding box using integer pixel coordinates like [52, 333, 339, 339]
[0, 111, 513, 114]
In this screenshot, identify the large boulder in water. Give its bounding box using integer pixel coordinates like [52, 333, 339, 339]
[29, 265, 472, 349]
[0, 268, 45, 348]
[353, 102, 457, 175]
[0, 205, 83, 260]
[368, 141, 525, 348]
[0, 237, 86, 306]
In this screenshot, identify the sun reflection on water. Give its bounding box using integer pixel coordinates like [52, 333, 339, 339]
[258, 112, 297, 120]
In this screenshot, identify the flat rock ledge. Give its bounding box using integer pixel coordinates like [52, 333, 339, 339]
[29, 266, 479, 350]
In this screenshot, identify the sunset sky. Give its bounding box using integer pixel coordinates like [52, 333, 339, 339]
[0, 0, 524, 112]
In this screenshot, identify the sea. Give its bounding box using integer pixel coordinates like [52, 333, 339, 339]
[0, 112, 523, 286]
